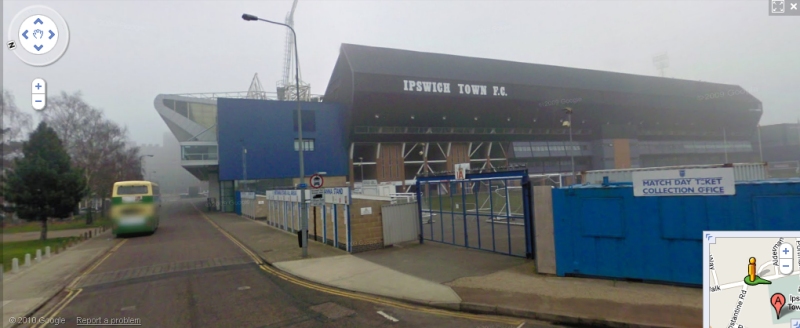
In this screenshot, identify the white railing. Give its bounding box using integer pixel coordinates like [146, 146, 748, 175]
[390, 193, 416, 204]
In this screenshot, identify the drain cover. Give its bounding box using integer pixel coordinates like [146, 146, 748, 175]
[309, 302, 355, 320]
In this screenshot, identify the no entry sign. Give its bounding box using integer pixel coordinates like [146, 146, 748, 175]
[309, 174, 324, 189]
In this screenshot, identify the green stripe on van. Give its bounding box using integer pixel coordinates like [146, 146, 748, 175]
[112, 195, 154, 205]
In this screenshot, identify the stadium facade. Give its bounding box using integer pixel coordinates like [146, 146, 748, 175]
[155, 44, 764, 211]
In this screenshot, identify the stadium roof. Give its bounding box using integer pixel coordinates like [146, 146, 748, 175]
[328, 43, 761, 104]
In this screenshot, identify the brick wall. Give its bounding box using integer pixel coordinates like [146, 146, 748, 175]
[255, 197, 268, 220]
[349, 198, 389, 253]
[261, 197, 391, 254]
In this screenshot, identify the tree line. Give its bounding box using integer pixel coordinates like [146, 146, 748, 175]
[2, 90, 144, 240]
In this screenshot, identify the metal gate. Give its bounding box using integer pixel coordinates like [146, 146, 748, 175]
[415, 169, 533, 258]
[382, 202, 420, 246]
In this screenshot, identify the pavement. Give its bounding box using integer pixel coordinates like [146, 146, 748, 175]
[2, 229, 118, 328]
[2, 228, 104, 243]
[205, 206, 703, 328]
[13, 199, 557, 328]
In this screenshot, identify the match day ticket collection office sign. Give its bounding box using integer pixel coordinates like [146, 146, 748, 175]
[632, 167, 736, 197]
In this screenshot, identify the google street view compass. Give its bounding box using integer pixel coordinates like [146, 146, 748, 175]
[744, 257, 772, 286]
[7, 5, 70, 66]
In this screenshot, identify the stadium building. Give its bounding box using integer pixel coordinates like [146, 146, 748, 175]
[754, 122, 800, 177]
[155, 44, 763, 211]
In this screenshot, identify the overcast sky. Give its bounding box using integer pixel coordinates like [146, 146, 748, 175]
[4, 0, 799, 146]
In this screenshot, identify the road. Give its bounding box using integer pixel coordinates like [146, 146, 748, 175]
[22, 200, 564, 328]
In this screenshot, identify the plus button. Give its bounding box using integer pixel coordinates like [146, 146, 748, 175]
[783, 248, 790, 255]
[35, 83, 42, 90]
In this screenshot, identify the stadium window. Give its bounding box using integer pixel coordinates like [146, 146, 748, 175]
[294, 139, 315, 151]
[175, 101, 188, 118]
[293, 110, 317, 132]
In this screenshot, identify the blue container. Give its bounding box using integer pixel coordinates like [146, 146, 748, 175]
[552, 179, 800, 285]
[234, 191, 242, 215]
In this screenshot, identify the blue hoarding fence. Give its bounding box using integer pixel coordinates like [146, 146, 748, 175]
[415, 169, 533, 258]
[234, 191, 242, 215]
[552, 179, 800, 286]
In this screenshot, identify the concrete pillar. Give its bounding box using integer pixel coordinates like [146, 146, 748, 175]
[12, 258, 19, 273]
[209, 172, 221, 211]
[24, 254, 31, 267]
[46, 246, 51, 258]
[533, 186, 557, 275]
[36, 249, 42, 263]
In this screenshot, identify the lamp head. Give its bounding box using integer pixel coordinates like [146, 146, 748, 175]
[242, 13, 259, 21]
[563, 107, 573, 115]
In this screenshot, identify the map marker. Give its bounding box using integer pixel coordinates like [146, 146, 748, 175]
[771, 293, 785, 319]
[743, 257, 772, 285]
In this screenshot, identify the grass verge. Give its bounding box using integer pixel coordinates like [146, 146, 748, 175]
[1, 216, 110, 234]
[2, 237, 79, 272]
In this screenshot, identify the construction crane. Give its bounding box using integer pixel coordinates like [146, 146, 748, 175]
[277, 0, 311, 101]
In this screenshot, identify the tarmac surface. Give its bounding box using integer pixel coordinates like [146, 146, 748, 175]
[18, 200, 562, 328]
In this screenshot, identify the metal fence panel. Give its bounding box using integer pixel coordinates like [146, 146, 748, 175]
[381, 202, 420, 246]
[416, 169, 532, 258]
[582, 163, 768, 184]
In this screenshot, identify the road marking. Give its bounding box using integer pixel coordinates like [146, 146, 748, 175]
[2, 300, 11, 308]
[193, 204, 524, 326]
[31, 239, 126, 328]
[516, 322, 526, 328]
[377, 310, 399, 322]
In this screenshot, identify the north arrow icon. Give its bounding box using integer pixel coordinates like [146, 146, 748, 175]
[34, 18, 43, 25]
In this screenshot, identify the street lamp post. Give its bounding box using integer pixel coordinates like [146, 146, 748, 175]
[242, 13, 308, 258]
[242, 146, 248, 192]
[563, 107, 575, 185]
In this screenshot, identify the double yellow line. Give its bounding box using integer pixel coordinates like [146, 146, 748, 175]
[30, 239, 127, 328]
[196, 205, 524, 326]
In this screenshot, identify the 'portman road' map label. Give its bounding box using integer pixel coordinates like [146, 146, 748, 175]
[705, 231, 800, 328]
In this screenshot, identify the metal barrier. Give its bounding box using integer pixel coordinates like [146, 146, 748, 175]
[381, 202, 419, 246]
[263, 187, 352, 252]
[415, 169, 533, 258]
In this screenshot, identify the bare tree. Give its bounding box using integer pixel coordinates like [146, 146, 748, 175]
[39, 91, 140, 224]
[2, 90, 34, 168]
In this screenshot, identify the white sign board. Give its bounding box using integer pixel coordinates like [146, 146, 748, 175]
[311, 189, 324, 206]
[454, 163, 470, 181]
[274, 189, 300, 202]
[241, 192, 255, 199]
[360, 207, 373, 215]
[324, 187, 350, 205]
[632, 167, 735, 197]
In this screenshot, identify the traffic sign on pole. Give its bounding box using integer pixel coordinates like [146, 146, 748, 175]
[310, 174, 324, 189]
[311, 188, 324, 206]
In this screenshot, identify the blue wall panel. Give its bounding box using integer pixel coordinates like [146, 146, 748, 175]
[552, 180, 800, 286]
[234, 191, 242, 215]
[217, 98, 349, 181]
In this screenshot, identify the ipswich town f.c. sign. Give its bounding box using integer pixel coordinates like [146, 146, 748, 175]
[403, 79, 508, 97]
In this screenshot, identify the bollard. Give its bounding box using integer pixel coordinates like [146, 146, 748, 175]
[89, 230, 93, 238]
[1, 264, 3, 280]
[36, 249, 42, 263]
[24, 254, 31, 267]
[46, 246, 51, 258]
[12, 258, 19, 273]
